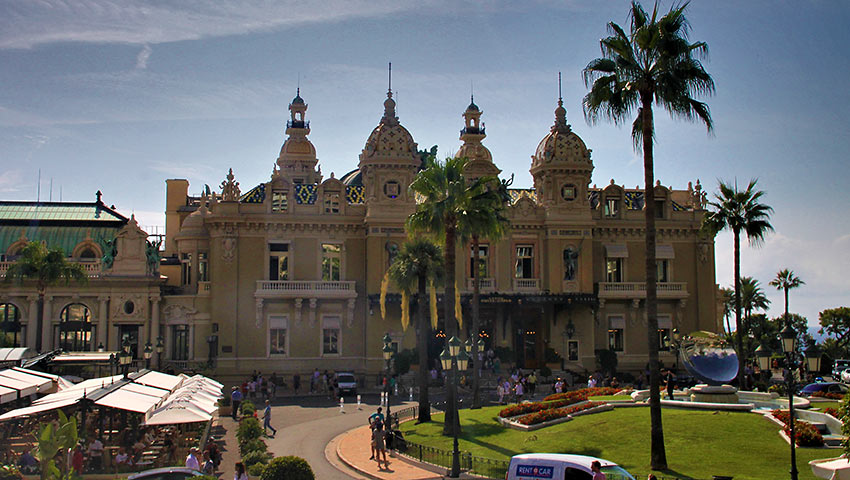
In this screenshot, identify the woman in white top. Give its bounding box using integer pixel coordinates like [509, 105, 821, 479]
[234, 462, 248, 480]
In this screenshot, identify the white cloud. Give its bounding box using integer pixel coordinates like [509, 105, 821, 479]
[0, 169, 25, 193]
[0, 0, 441, 49]
[135, 44, 152, 70]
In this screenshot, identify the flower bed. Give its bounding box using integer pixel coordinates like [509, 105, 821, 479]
[823, 407, 840, 419]
[770, 409, 824, 447]
[542, 387, 622, 402]
[516, 402, 602, 425]
[812, 391, 846, 400]
[498, 387, 621, 419]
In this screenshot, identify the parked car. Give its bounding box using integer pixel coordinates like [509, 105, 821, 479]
[799, 382, 849, 397]
[506, 453, 636, 480]
[832, 359, 850, 379]
[128, 467, 204, 480]
[336, 371, 358, 396]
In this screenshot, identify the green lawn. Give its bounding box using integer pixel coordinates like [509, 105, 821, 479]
[588, 395, 634, 402]
[810, 400, 842, 411]
[399, 406, 836, 480]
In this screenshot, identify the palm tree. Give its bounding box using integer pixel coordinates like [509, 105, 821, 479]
[703, 179, 773, 387]
[388, 239, 444, 423]
[582, 1, 714, 470]
[458, 175, 510, 409]
[4, 241, 87, 351]
[740, 276, 770, 357]
[769, 269, 804, 327]
[719, 287, 734, 335]
[408, 156, 494, 435]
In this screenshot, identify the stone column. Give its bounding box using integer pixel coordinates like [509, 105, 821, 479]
[98, 296, 109, 350]
[150, 296, 161, 368]
[26, 296, 38, 349]
[41, 295, 53, 351]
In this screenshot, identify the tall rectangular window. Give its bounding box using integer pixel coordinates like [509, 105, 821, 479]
[568, 340, 579, 362]
[269, 316, 287, 356]
[324, 193, 340, 214]
[198, 252, 209, 282]
[606, 258, 623, 283]
[322, 244, 341, 281]
[515, 245, 534, 279]
[608, 316, 624, 352]
[269, 243, 289, 281]
[655, 200, 665, 218]
[470, 245, 489, 278]
[271, 191, 288, 212]
[657, 259, 669, 283]
[172, 325, 189, 361]
[180, 253, 192, 285]
[322, 317, 341, 355]
[604, 198, 619, 217]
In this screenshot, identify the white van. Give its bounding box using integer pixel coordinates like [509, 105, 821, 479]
[506, 453, 636, 480]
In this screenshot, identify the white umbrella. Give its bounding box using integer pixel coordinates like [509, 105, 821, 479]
[161, 397, 217, 415]
[810, 456, 850, 480]
[144, 402, 211, 426]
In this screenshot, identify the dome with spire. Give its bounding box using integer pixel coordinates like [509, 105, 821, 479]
[360, 89, 418, 165]
[530, 98, 591, 174]
[175, 204, 210, 239]
[277, 89, 320, 182]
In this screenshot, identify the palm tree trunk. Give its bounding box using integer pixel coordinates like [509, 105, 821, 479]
[443, 223, 459, 436]
[417, 274, 431, 423]
[733, 229, 744, 388]
[641, 95, 667, 471]
[725, 313, 732, 337]
[36, 290, 45, 352]
[471, 235, 481, 409]
[784, 286, 789, 327]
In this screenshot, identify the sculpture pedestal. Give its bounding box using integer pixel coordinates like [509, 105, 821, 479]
[689, 384, 739, 404]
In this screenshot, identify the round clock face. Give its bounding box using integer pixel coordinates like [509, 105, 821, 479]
[384, 180, 400, 199]
[561, 184, 576, 201]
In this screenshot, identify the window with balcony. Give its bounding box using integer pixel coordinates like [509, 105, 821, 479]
[271, 190, 288, 212]
[269, 243, 289, 281]
[180, 253, 192, 285]
[198, 252, 209, 282]
[172, 324, 189, 361]
[322, 316, 341, 355]
[269, 316, 287, 356]
[606, 258, 623, 283]
[470, 244, 489, 278]
[515, 245, 534, 279]
[604, 198, 619, 217]
[658, 315, 672, 352]
[322, 244, 341, 281]
[657, 259, 669, 283]
[324, 193, 340, 214]
[608, 316, 625, 352]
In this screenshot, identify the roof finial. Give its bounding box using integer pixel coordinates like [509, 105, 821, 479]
[471, 80, 474, 105]
[387, 62, 392, 98]
[558, 71, 563, 107]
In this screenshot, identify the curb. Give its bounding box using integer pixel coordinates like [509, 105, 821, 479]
[332, 428, 389, 480]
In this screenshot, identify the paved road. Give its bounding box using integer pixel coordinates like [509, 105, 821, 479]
[260, 395, 415, 479]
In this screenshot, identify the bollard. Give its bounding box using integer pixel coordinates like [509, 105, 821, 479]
[357, 394, 362, 410]
[409, 386, 413, 401]
[339, 397, 345, 413]
[394, 384, 399, 396]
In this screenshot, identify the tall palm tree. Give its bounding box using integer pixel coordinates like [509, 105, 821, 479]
[703, 179, 773, 388]
[457, 175, 510, 409]
[740, 276, 770, 357]
[769, 269, 804, 327]
[388, 239, 444, 423]
[719, 287, 734, 335]
[4, 241, 87, 351]
[582, 1, 714, 470]
[408, 156, 494, 435]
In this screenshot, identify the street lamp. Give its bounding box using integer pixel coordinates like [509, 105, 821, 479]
[440, 336, 470, 478]
[143, 341, 153, 370]
[155, 335, 164, 368]
[97, 342, 105, 353]
[119, 337, 132, 379]
[757, 326, 821, 480]
[382, 333, 393, 429]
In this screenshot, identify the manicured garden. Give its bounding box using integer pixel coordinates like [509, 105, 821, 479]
[399, 405, 832, 479]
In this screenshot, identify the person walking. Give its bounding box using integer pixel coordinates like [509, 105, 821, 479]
[230, 386, 243, 420]
[372, 422, 389, 468]
[591, 460, 607, 480]
[665, 369, 675, 400]
[262, 400, 277, 437]
[293, 373, 301, 394]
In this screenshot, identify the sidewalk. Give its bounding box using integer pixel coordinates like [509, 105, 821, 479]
[336, 425, 446, 480]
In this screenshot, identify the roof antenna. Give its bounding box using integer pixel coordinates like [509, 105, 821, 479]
[297, 72, 301, 97]
[49, 177, 53, 202]
[388, 62, 392, 95]
[558, 71, 563, 106]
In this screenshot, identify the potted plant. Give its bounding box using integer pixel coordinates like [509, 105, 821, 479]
[218, 396, 232, 416]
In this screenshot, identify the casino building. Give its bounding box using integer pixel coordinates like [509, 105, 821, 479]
[0, 82, 721, 377]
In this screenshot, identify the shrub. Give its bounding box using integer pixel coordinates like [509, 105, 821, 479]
[242, 450, 272, 467]
[240, 438, 268, 457]
[824, 407, 840, 419]
[240, 400, 256, 416]
[771, 409, 825, 447]
[499, 388, 621, 418]
[237, 417, 263, 444]
[248, 462, 267, 477]
[194, 476, 218, 480]
[0, 465, 23, 480]
[840, 389, 850, 455]
[812, 391, 846, 400]
[768, 384, 786, 396]
[261, 456, 315, 480]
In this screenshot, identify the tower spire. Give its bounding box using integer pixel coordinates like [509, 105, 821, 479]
[388, 62, 392, 97]
[558, 71, 563, 107]
[553, 72, 569, 133]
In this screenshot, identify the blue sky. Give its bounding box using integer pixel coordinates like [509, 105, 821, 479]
[1, 0, 848, 334]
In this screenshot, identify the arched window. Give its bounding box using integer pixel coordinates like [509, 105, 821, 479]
[59, 303, 92, 351]
[79, 248, 97, 259]
[0, 303, 22, 347]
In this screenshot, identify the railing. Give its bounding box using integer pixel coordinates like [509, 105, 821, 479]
[390, 405, 417, 429]
[512, 278, 540, 292]
[0, 260, 102, 278]
[255, 280, 356, 298]
[465, 277, 495, 292]
[197, 281, 210, 296]
[598, 281, 688, 299]
[399, 439, 508, 479]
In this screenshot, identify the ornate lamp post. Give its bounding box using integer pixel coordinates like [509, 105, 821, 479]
[382, 333, 393, 428]
[143, 341, 153, 370]
[440, 336, 470, 478]
[155, 335, 164, 368]
[119, 337, 132, 379]
[757, 326, 821, 480]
